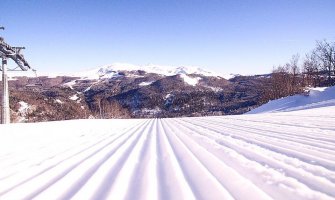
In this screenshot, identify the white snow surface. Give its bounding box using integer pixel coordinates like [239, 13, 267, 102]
[248, 86, 335, 114]
[0, 104, 335, 199]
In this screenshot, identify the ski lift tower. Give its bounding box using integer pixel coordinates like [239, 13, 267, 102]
[0, 26, 31, 124]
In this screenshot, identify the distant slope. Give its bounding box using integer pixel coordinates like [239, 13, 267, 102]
[248, 86, 335, 114]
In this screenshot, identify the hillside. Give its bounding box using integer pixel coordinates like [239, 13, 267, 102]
[0, 99, 334, 199]
[2, 64, 265, 122]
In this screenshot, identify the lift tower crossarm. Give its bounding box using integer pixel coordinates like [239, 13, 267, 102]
[0, 39, 30, 71]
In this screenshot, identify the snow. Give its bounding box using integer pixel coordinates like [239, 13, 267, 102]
[55, 99, 63, 104]
[164, 93, 174, 99]
[84, 86, 92, 92]
[1, 97, 335, 199]
[248, 86, 335, 114]
[180, 74, 201, 86]
[17, 101, 30, 122]
[165, 94, 171, 98]
[18, 101, 29, 113]
[69, 94, 79, 101]
[205, 86, 223, 92]
[139, 81, 154, 86]
[63, 80, 77, 89]
[83, 81, 99, 92]
[140, 107, 161, 115]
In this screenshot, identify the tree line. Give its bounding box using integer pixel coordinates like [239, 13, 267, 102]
[261, 40, 335, 103]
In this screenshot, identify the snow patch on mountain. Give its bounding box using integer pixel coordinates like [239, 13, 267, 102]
[248, 86, 335, 114]
[141, 107, 161, 115]
[165, 93, 173, 99]
[17, 101, 31, 122]
[69, 94, 79, 101]
[180, 74, 201, 86]
[18, 101, 29, 113]
[204, 86, 223, 92]
[55, 99, 63, 104]
[139, 81, 154, 86]
[63, 80, 77, 89]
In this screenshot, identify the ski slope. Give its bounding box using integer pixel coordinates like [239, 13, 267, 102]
[248, 86, 335, 114]
[0, 106, 335, 199]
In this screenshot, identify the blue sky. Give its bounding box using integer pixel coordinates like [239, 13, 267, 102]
[0, 0, 334, 75]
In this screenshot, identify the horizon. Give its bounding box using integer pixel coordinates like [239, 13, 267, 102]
[1, 0, 334, 75]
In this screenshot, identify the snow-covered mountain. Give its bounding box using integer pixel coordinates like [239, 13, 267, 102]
[6, 63, 235, 81]
[73, 63, 233, 80]
[248, 86, 335, 114]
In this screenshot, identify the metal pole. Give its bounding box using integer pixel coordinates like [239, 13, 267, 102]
[1, 57, 10, 124]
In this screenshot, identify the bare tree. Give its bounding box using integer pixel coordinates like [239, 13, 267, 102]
[261, 55, 305, 103]
[92, 95, 105, 119]
[263, 65, 292, 101]
[104, 100, 131, 118]
[314, 40, 335, 86]
[303, 52, 322, 87]
[289, 54, 300, 93]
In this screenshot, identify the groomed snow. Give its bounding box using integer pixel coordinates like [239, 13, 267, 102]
[0, 104, 335, 199]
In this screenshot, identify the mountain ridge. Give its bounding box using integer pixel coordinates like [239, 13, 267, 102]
[6, 63, 235, 80]
[72, 63, 234, 80]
